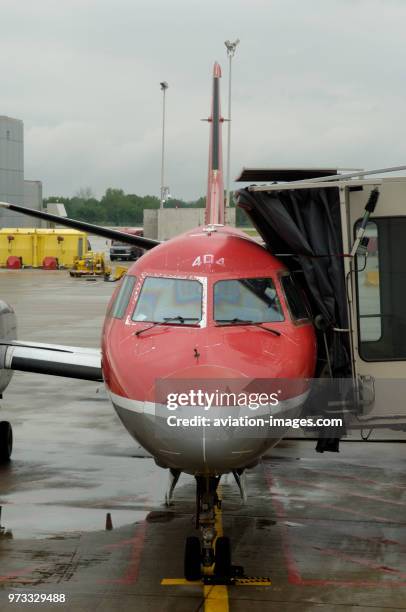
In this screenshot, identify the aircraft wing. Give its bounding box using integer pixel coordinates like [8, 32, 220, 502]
[0, 201, 161, 251]
[0, 340, 102, 382]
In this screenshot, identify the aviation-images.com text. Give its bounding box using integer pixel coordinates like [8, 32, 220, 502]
[163, 389, 343, 430]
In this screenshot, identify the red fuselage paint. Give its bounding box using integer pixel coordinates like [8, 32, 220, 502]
[102, 226, 316, 400]
[100, 63, 317, 475]
[100, 225, 317, 476]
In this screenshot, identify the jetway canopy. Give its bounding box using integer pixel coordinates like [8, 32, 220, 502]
[235, 186, 350, 375]
[235, 167, 339, 183]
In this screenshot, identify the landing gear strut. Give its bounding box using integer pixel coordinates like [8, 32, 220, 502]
[0, 421, 12, 462]
[165, 468, 180, 506]
[183, 475, 244, 584]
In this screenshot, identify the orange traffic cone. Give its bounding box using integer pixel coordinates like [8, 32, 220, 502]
[105, 512, 113, 530]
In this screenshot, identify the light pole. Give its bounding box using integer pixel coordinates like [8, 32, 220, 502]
[224, 39, 239, 209]
[160, 81, 169, 208]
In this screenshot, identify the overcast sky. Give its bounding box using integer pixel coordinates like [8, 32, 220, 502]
[1, 0, 406, 200]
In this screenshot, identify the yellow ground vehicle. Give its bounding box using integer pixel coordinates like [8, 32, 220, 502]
[69, 252, 127, 281]
[69, 252, 110, 277]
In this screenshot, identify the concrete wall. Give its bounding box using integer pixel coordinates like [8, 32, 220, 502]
[24, 180, 43, 228]
[0, 116, 26, 227]
[43, 202, 68, 229]
[143, 209, 159, 240]
[157, 208, 205, 241]
[143, 207, 236, 240]
[24, 180, 42, 209]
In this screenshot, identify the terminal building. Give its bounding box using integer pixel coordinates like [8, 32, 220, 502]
[0, 115, 42, 228]
[144, 207, 236, 241]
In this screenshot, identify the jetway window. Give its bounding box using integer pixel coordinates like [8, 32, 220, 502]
[356, 217, 406, 361]
[111, 275, 136, 319]
[356, 222, 381, 343]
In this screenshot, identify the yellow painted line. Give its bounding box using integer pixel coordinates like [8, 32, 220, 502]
[214, 488, 223, 539]
[161, 578, 200, 585]
[161, 577, 271, 587]
[204, 585, 229, 612]
[161, 487, 230, 612]
[161, 485, 270, 608]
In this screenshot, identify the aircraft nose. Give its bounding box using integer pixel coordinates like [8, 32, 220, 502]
[161, 364, 247, 381]
[154, 408, 274, 475]
[153, 366, 279, 474]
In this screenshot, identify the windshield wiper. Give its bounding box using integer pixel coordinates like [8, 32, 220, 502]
[163, 316, 197, 324]
[135, 316, 199, 336]
[215, 318, 281, 336]
[216, 317, 252, 324]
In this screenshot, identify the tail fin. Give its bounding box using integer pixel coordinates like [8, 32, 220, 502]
[205, 62, 225, 225]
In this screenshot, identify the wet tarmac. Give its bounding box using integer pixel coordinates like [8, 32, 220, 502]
[0, 269, 406, 611]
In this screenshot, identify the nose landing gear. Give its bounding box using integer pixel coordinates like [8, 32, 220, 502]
[0, 421, 12, 462]
[183, 475, 244, 584]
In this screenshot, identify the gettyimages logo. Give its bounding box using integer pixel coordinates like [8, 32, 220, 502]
[165, 389, 280, 411]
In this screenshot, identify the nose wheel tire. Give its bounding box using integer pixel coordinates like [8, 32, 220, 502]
[184, 536, 202, 581]
[0, 421, 13, 462]
[214, 536, 232, 578]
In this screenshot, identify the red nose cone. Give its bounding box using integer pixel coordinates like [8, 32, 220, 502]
[213, 62, 222, 78]
[163, 364, 246, 380]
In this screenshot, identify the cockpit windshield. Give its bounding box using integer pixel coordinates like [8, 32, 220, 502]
[132, 277, 202, 324]
[214, 278, 284, 323]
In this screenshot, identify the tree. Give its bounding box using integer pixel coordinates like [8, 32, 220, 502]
[43, 189, 252, 227]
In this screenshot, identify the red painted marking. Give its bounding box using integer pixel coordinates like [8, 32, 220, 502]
[331, 532, 403, 550]
[279, 476, 406, 508]
[381, 538, 402, 546]
[213, 62, 222, 78]
[300, 467, 406, 491]
[327, 531, 404, 551]
[264, 466, 406, 588]
[264, 468, 303, 584]
[294, 578, 406, 588]
[0, 567, 38, 583]
[100, 521, 147, 585]
[312, 545, 406, 578]
[103, 537, 140, 550]
[1, 524, 147, 587]
[272, 491, 395, 523]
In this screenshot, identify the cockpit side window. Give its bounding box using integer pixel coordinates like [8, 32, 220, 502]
[111, 275, 136, 319]
[132, 277, 202, 323]
[281, 275, 310, 321]
[214, 278, 284, 323]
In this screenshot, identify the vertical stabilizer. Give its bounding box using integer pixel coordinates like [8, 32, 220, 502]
[205, 62, 225, 225]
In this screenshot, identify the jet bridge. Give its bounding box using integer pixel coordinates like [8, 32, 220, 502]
[236, 166, 406, 440]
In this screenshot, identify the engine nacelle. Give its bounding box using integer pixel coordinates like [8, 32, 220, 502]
[0, 300, 17, 397]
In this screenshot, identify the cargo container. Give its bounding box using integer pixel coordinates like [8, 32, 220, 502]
[0, 228, 88, 268]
